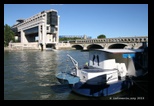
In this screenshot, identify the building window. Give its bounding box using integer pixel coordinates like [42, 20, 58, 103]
[47, 11, 58, 26]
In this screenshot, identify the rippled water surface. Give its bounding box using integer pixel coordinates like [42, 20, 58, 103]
[4, 49, 147, 100]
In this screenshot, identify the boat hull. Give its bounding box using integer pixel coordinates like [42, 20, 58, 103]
[56, 72, 80, 85]
[71, 79, 133, 97]
[56, 77, 69, 85]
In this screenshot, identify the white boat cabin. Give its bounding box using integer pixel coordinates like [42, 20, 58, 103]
[77, 49, 144, 85]
[89, 49, 136, 75]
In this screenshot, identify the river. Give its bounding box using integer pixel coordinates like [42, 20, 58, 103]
[4, 49, 147, 100]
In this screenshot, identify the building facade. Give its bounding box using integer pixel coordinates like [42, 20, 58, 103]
[11, 9, 60, 50]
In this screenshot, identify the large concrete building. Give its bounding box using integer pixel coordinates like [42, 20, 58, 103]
[11, 9, 60, 50]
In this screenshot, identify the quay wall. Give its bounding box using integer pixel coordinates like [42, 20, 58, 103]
[7, 42, 72, 50]
[56, 43, 72, 49]
[8, 42, 40, 50]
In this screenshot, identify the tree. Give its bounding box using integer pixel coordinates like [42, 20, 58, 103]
[97, 34, 106, 39]
[4, 24, 15, 47]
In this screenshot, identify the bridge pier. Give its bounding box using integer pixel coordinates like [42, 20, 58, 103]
[83, 45, 87, 50]
[83, 47, 87, 50]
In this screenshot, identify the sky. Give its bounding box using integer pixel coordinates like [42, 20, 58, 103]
[4, 4, 148, 39]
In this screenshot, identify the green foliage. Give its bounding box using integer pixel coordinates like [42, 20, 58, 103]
[4, 24, 15, 47]
[97, 34, 106, 39]
[59, 37, 81, 42]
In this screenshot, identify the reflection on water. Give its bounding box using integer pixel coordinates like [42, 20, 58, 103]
[4, 50, 89, 100]
[4, 50, 147, 100]
[4, 50, 57, 100]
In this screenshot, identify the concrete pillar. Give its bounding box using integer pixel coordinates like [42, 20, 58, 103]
[83, 45, 87, 50]
[42, 23, 46, 50]
[21, 30, 24, 43]
[53, 35, 55, 42]
[21, 30, 28, 43]
[56, 16, 60, 43]
[55, 43, 59, 49]
[50, 35, 53, 42]
[40, 43, 43, 51]
[38, 24, 41, 43]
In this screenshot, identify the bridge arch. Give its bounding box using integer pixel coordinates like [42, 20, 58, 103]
[108, 43, 127, 49]
[87, 44, 104, 50]
[72, 45, 83, 50]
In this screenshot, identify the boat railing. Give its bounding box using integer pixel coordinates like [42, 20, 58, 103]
[82, 68, 118, 72]
[67, 54, 79, 70]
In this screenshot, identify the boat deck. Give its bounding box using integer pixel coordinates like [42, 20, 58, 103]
[81, 66, 117, 72]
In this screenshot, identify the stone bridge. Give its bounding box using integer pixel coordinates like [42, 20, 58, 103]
[69, 36, 148, 50]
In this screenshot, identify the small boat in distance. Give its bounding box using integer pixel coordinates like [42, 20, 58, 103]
[56, 47, 148, 97]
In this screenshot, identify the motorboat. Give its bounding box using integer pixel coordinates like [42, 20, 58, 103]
[56, 47, 148, 97]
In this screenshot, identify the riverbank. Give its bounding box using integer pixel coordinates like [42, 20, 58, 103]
[4, 47, 74, 51]
[4, 47, 10, 51]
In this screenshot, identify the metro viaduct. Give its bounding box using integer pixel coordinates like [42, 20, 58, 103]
[70, 36, 148, 50]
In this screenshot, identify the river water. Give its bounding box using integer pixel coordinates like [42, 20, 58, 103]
[4, 49, 147, 100]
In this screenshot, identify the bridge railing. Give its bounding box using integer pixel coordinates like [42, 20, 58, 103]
[73, 36, 148, 44]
